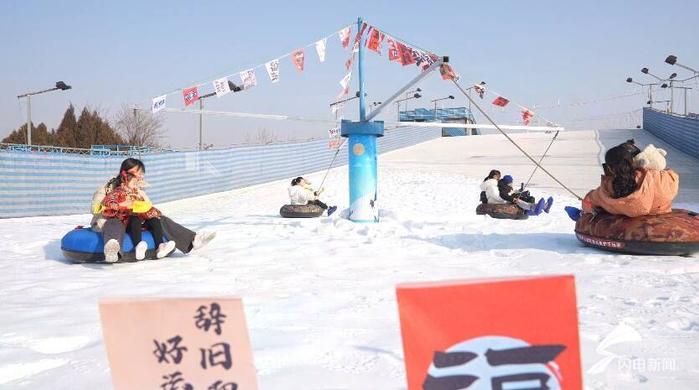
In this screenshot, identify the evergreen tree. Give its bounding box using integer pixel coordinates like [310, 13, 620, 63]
[2, 123, 53, 145]
[54, 104, 78, 147]
[2, 104, 125, 148]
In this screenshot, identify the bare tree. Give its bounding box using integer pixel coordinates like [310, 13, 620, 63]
[113, 105, 164, 147]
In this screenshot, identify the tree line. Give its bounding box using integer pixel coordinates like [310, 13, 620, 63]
[3, 104, 163, 149]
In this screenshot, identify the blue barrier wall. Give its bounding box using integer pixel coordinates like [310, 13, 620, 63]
[0, 126, 439, 218]
[643, 108, 699, 159]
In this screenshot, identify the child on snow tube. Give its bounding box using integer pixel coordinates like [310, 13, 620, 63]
[100, 169, 176, 262]
[480, 170, 553, 216]
[566, 140, 679, 220]
[287, 176, 338, 217]
[91, 158, 215, 262]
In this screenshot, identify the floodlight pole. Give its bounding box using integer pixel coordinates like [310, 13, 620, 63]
[17, 82, 72, 146]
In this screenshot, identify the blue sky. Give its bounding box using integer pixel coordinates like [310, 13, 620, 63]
[2, 0, 698, 148]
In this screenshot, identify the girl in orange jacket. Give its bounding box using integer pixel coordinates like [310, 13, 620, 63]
[582, 142, 679, 218]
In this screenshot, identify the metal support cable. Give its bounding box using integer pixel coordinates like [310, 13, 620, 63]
[452, 78, 583, 200]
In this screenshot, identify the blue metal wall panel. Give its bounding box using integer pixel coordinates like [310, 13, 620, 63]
[643, 108, 699, 159]
[0, 126, 439, 218]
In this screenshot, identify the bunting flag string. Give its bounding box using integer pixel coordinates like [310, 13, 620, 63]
[480, 85, 559, 127]
[148, 20, 451, 113]
[146, 23, 353, 109]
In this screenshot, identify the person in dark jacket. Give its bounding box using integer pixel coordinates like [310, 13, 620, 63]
[498, 175, 553, 216]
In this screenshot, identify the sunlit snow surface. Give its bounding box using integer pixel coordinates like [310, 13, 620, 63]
[0, 129, 697, 389]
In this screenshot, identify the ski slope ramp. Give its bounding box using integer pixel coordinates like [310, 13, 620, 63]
[0, 129, 697, 389]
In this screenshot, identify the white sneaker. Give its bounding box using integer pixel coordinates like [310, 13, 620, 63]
[157, 241, 176, 259]
[135, 241, 148, 260]
[103, 239, 120, 263]
[192, 231, 216, 250]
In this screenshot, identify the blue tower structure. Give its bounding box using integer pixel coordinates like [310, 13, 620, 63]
[341, 17, 446, 223]
[340, 18, 384, 222]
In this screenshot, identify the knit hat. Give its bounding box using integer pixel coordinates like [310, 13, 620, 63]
[502, 175, 513, 184]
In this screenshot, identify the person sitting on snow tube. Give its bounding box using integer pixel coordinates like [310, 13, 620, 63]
[101, 168, 176, 261]
[497, 176, 553, 216]
[287, 176, 337, 216]
[567, 140, 679, 220]
[481, 171, 552, 216]
[91, 158, 215, 262]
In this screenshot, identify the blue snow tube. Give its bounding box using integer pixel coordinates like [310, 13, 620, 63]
[61, 227, 173, 263]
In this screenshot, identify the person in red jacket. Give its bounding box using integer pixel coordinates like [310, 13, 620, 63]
[101, 169, 175, 260]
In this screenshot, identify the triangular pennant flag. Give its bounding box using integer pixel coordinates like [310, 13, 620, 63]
[414, 50, 433, 71]
[240, 69, 257, 89]
[492, 96, 510, 107]
[396, 42, 416, 66]
[345, 56, 354, 71]
[265, 59, 280, 83]
[338, 26, 351, 49]
[315, 38, 327, 62]
[522, 109, 534, 125]
[386, 37, 400, 62]
[339, 72, 352, 94]
[366, 27, 385, 54]
[474, 83, 486, 99]
[291, 48, 305, 72]
[352, 22, 368, 52]
[182, 86, 199, 106]
[212, 77, 231, 97]
[151, 95, 166, 113]
[439, 64, 458, 81]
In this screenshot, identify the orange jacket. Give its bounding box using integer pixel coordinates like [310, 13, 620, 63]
[582, 169, 679, 218]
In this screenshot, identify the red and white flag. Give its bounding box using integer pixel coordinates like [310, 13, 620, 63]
[522, 109, 534, 125]
[492, 96, 510, 107]
[397, 42, 416, 66]
[338, 26, 351, 49]
[315, 38, 327, 62]
[240, 69, 257, 89]
[365, 27, 385, 54]
[339, 72, 352, 95]
[291, 48, 305, 72]
[414, 50, 435, 71]
[345, 56, 354, 71]
[439, 64, 458, 81]
[265, 59, 280, 83]
[474, 83, 486, 99]
[352, 22, 368, 52]
[182, 86, 199, 106]
[386, 37, 400, 62]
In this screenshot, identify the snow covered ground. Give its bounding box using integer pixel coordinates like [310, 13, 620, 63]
[0, 129, 697, 389]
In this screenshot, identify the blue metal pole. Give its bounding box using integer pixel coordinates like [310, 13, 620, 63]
[341, 16, 383, 223]
[358, 17, 367, 121]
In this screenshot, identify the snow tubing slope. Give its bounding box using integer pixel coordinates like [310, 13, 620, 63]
[575, 209, 699, 256]
[279, 204, 324, 218]
[476, 203, 529, 220]
[61, 227, 174, 263]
